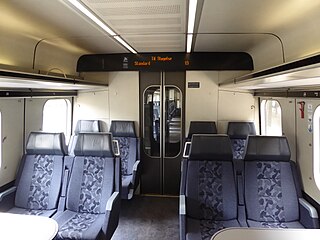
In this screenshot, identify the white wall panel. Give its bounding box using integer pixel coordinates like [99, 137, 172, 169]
[0, 99, 24, 186]
[74, 90, 110, 129]
[185, 71, 219, 136]
[218, 90, 256, 133]
[108, 71, 140, 135]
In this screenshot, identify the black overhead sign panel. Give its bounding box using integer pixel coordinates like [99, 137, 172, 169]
[77, 52, 253, 72]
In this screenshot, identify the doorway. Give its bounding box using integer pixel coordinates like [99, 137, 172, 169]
[140, 71, 185, 195]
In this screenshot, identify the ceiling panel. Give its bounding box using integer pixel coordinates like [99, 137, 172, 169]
[194, 34, 277, 52]
[1, 0, 127, 54]
[82, 0, 186, 52]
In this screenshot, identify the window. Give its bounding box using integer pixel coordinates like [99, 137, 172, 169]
[313, 105, 320, 190]
[261, 99, 282, 136]
[43, 99, 71, 142]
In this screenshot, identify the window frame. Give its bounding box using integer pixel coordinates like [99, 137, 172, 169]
[313, 105, 320, 190]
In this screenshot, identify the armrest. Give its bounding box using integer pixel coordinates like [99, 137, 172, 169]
[299, 198, 319, 228]
[103, 192, 121, 240]
[0, 186, 16, 201]
[0, 186, 16, 211]
[106, 192, 119, 211]
[131, 160, 141, 185]
[183, 142, 191, 158]
[179, 194, 186, 240]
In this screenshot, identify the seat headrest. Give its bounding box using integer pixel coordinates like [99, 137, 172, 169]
[227, 122, 256, 139]
[74, 120, 104, 134]
[187, 121, 217, 139]
[26, 132, 67, 155]
[189, 134, 233, 161]
[74, 133, 114, 157]
[110, 120, 136, 138]
[244, 136, 291, 162]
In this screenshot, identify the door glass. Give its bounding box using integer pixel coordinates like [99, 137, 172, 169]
[164, 87, 182, 157]
[143, 86, 161, 157]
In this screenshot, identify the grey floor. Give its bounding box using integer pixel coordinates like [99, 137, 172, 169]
[111, 195, 179, 240]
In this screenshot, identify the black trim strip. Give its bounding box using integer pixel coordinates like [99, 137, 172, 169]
[0, 91, 77, 98]
[254, 90, 320, 98]
[236, 54, 320, 82]
[77, 52, 254, 72]
[0, 181, 15, 192]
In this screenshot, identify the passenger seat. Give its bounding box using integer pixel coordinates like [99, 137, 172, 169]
[180, 134, 240, 240]
[54, 133, 121, 240]
[244, 136, 319, 228]
[0, 132, 67, 217]
[186, 121, 217, 141]
[227, 121, 256, 160]
[110, 120, 140, 200]
[68, 120, 105, 156]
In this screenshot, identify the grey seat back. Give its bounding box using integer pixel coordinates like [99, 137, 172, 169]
[186, 134, 237, 221]
[110, 120, 137, 176]
[227, 122, 256, 160]
[15, 132, 67, 211]
[187, 121, 217, 140]
[244, 136, 299, 226]
[66, 133, 115, 214]
[68, 120, 105, 155]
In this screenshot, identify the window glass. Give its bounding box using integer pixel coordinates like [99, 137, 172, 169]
[313, 105, 320, 190]
[261, 99, 282, 136]
[43, 99, 71, 142]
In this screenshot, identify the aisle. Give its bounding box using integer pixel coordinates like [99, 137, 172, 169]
[112, 196, 179, 240]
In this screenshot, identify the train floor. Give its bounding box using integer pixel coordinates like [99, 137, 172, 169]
[112, 195, 179, 240]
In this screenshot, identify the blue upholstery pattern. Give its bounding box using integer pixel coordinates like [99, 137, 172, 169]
[260, 222, 288, 228]
[79, 157, 105, 214]
[257, 162, 285, 222]
[199, 161, 223, 220]
[57, 213, 98, 239]
[28, 154, 54, 210]
[230, 139, 246, 160]
[200, 220, 224, 240]
[114, 137, 130, 176]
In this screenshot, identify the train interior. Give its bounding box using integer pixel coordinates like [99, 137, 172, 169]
[0, 0, 320, 239]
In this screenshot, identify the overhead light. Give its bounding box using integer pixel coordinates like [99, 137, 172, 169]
[67, 0, 116, 36]
[114, 36, 137, 54]
[186, 0, 198, 53]
[66, 0, 137, 54]
[186, 34, 193, 53]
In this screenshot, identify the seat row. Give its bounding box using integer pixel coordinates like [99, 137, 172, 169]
[0, 119, 140, 239]
[0, 131, 120, 239]
[180, 134, 319, 240]
[69, 120, 141, 200]
[186, 121, 256, 160]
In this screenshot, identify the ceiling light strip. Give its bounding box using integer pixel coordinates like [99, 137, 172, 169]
[186, 0, 198, 53]
[114, 36, 137, 54]
[66, 0, 137, 54]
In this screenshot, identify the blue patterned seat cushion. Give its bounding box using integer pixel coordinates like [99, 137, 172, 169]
[79, 157, 105, 214]
[247, 219, 305, 229]
[54, 210, 105, 240]
[245, 161, 300, 227]
[199, 161, 223, 220]
[257, 162, 285, 222]
[114, 137, 132, 176]
[186, 218, 240, 240]
[230, 139, 246, 160]
[28, 155, 55, 210]
[7, 207, 56, 217]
